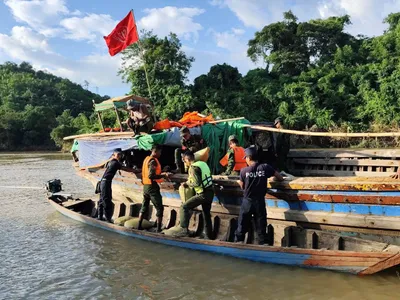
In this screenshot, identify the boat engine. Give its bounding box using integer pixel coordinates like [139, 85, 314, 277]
[45, 179, 62, 193]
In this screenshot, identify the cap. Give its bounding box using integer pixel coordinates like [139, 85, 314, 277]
[228, 135, 237, 141]
[274, 117, 283, 125]
[180, 126, 190, 136]
[243, 146, 257, 159]
[113, 148, 122, 154]
[126, 99, 138, 110]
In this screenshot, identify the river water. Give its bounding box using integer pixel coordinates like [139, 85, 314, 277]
[1, 153, 400, 300]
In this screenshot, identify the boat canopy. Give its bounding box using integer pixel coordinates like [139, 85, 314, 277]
[94, 94, 152, 112]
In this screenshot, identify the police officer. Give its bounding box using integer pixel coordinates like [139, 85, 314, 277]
[174, 126, 207, 173]
[174, 151, 214, 239]
[235, 146, 284, 245]
[98, 148, 135, 222]
[138, 144, 171, 232]
[219, 135, 247, 176]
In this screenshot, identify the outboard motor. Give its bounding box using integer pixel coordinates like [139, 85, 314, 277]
[45, 179, 62, 193]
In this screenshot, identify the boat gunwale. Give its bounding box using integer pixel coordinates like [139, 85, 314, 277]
[48, 197, 397, 259]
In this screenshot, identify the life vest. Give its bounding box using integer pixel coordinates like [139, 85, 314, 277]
[219, 146, 247, 171]
[142, 156, 163, 185]
[190, 161, 213, 194]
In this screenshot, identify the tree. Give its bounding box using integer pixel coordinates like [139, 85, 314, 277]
[120, 31, 194, 118]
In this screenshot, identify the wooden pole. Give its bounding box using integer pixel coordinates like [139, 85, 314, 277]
[244, 124, 400, 138]
[97, 112, 105, 131]
[114, 105, 124, 132]
[209, 117, 245, 124]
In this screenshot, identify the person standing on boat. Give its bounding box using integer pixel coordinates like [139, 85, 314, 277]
[174, 151, 214, 239]
[219, 135, 247, 176]
[98, 148, 135, 222]
[235, 146, 284, 245]
[272, 117, 290, 172]
[174, 126, 207, 173]
[139, 144, 171, 232]
[126, 100, 154, 135]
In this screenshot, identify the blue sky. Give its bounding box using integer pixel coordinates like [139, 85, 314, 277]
[1, 0, 400, 97]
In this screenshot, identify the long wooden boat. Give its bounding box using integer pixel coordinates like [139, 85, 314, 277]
[64, 95, 400, 244]
[48, 194, 400, 275]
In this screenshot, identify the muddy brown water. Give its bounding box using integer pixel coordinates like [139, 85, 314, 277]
[1, 153, 400, 299]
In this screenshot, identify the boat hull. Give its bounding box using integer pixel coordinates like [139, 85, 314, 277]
[77, 168, 400, 242]
[47, 197, 400, 275]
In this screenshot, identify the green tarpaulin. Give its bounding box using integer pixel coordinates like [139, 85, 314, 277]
[135, 132, 167, 151]
[201, 119, 251, 174]
[71, 139, 79, 152]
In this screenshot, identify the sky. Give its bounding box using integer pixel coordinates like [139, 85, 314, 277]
[1, 0, 400, 97]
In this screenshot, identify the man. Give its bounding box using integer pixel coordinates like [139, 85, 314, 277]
[273, 117, 290, 171]
[219, 135, 247, 176]
[98, 148, 136, 222]
[235, 146, 284, 245]
[174, 126, 207, 173]
[138, 144, 171, 232]
[174, 151, 214, 239]
[126, 99, 154, 135]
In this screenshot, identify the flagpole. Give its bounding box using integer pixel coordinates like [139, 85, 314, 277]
[132, 9, 153, 100]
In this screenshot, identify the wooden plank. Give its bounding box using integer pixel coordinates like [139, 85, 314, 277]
[293, 158, 399, 167]
[359, 253, 400, 275]
[288, 149, 400, 159]
[114, 106, 124, 132]
[209, 117, 245, 124]
[267, 208, 400, 231]
[292, 170, 394, 177]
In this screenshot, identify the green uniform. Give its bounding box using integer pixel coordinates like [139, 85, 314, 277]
[222, 148, 239, 176]
[174, 134, 207, 173]
[140, 158, 164, 217]
[180, 161, 214, 239]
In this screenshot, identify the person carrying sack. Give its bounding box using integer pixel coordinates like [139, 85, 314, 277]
[138, 144, 171, 232]
[174, 151, 214, 239]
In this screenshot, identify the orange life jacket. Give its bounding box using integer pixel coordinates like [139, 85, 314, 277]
[219, 146, 247, 171]
[142, 156, 163, 185]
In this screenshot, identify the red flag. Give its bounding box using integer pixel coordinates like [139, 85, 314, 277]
[104, 11, 139, 56]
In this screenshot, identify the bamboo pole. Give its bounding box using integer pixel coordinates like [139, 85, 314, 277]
[209, 117, 245, 124]
[244, 124, 400, 138]
[97, 112, 105, 131]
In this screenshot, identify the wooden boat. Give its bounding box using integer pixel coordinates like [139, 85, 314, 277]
[63, 95, 400, 244]
[48, 194, 400, 275]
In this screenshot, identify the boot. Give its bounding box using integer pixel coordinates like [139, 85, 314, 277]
[156, 216, 163, 233]
[97, 206, 104, 221]
[138, 213, 144, 230]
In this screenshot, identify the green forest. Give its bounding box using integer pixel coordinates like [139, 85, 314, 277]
[2, 11, 400, 150]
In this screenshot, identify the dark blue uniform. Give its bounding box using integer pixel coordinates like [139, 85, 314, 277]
[99, 159, 121, 221]
[235, 163, 275, 244]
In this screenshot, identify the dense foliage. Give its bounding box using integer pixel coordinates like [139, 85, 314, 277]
[3, 11, 400, 150]
[0, 62, 106, 150]
[121, 12, 400, 134]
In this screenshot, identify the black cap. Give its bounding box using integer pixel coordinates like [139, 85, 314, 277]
[180, 126, 190, 136]
[113, 148, 122, 154]
[243, 146, 257, 159]
[274, 117, 283, 125]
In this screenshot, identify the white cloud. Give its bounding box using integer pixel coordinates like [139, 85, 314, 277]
[0, 26, 125, 89]
[9, 26, 50, 51]
[5, 0, 69, 36]
[139, 6, 205, 40]
[60, 14, 116, 42]
[211, 28, 259, 75]
[317, 0, 400, 36]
